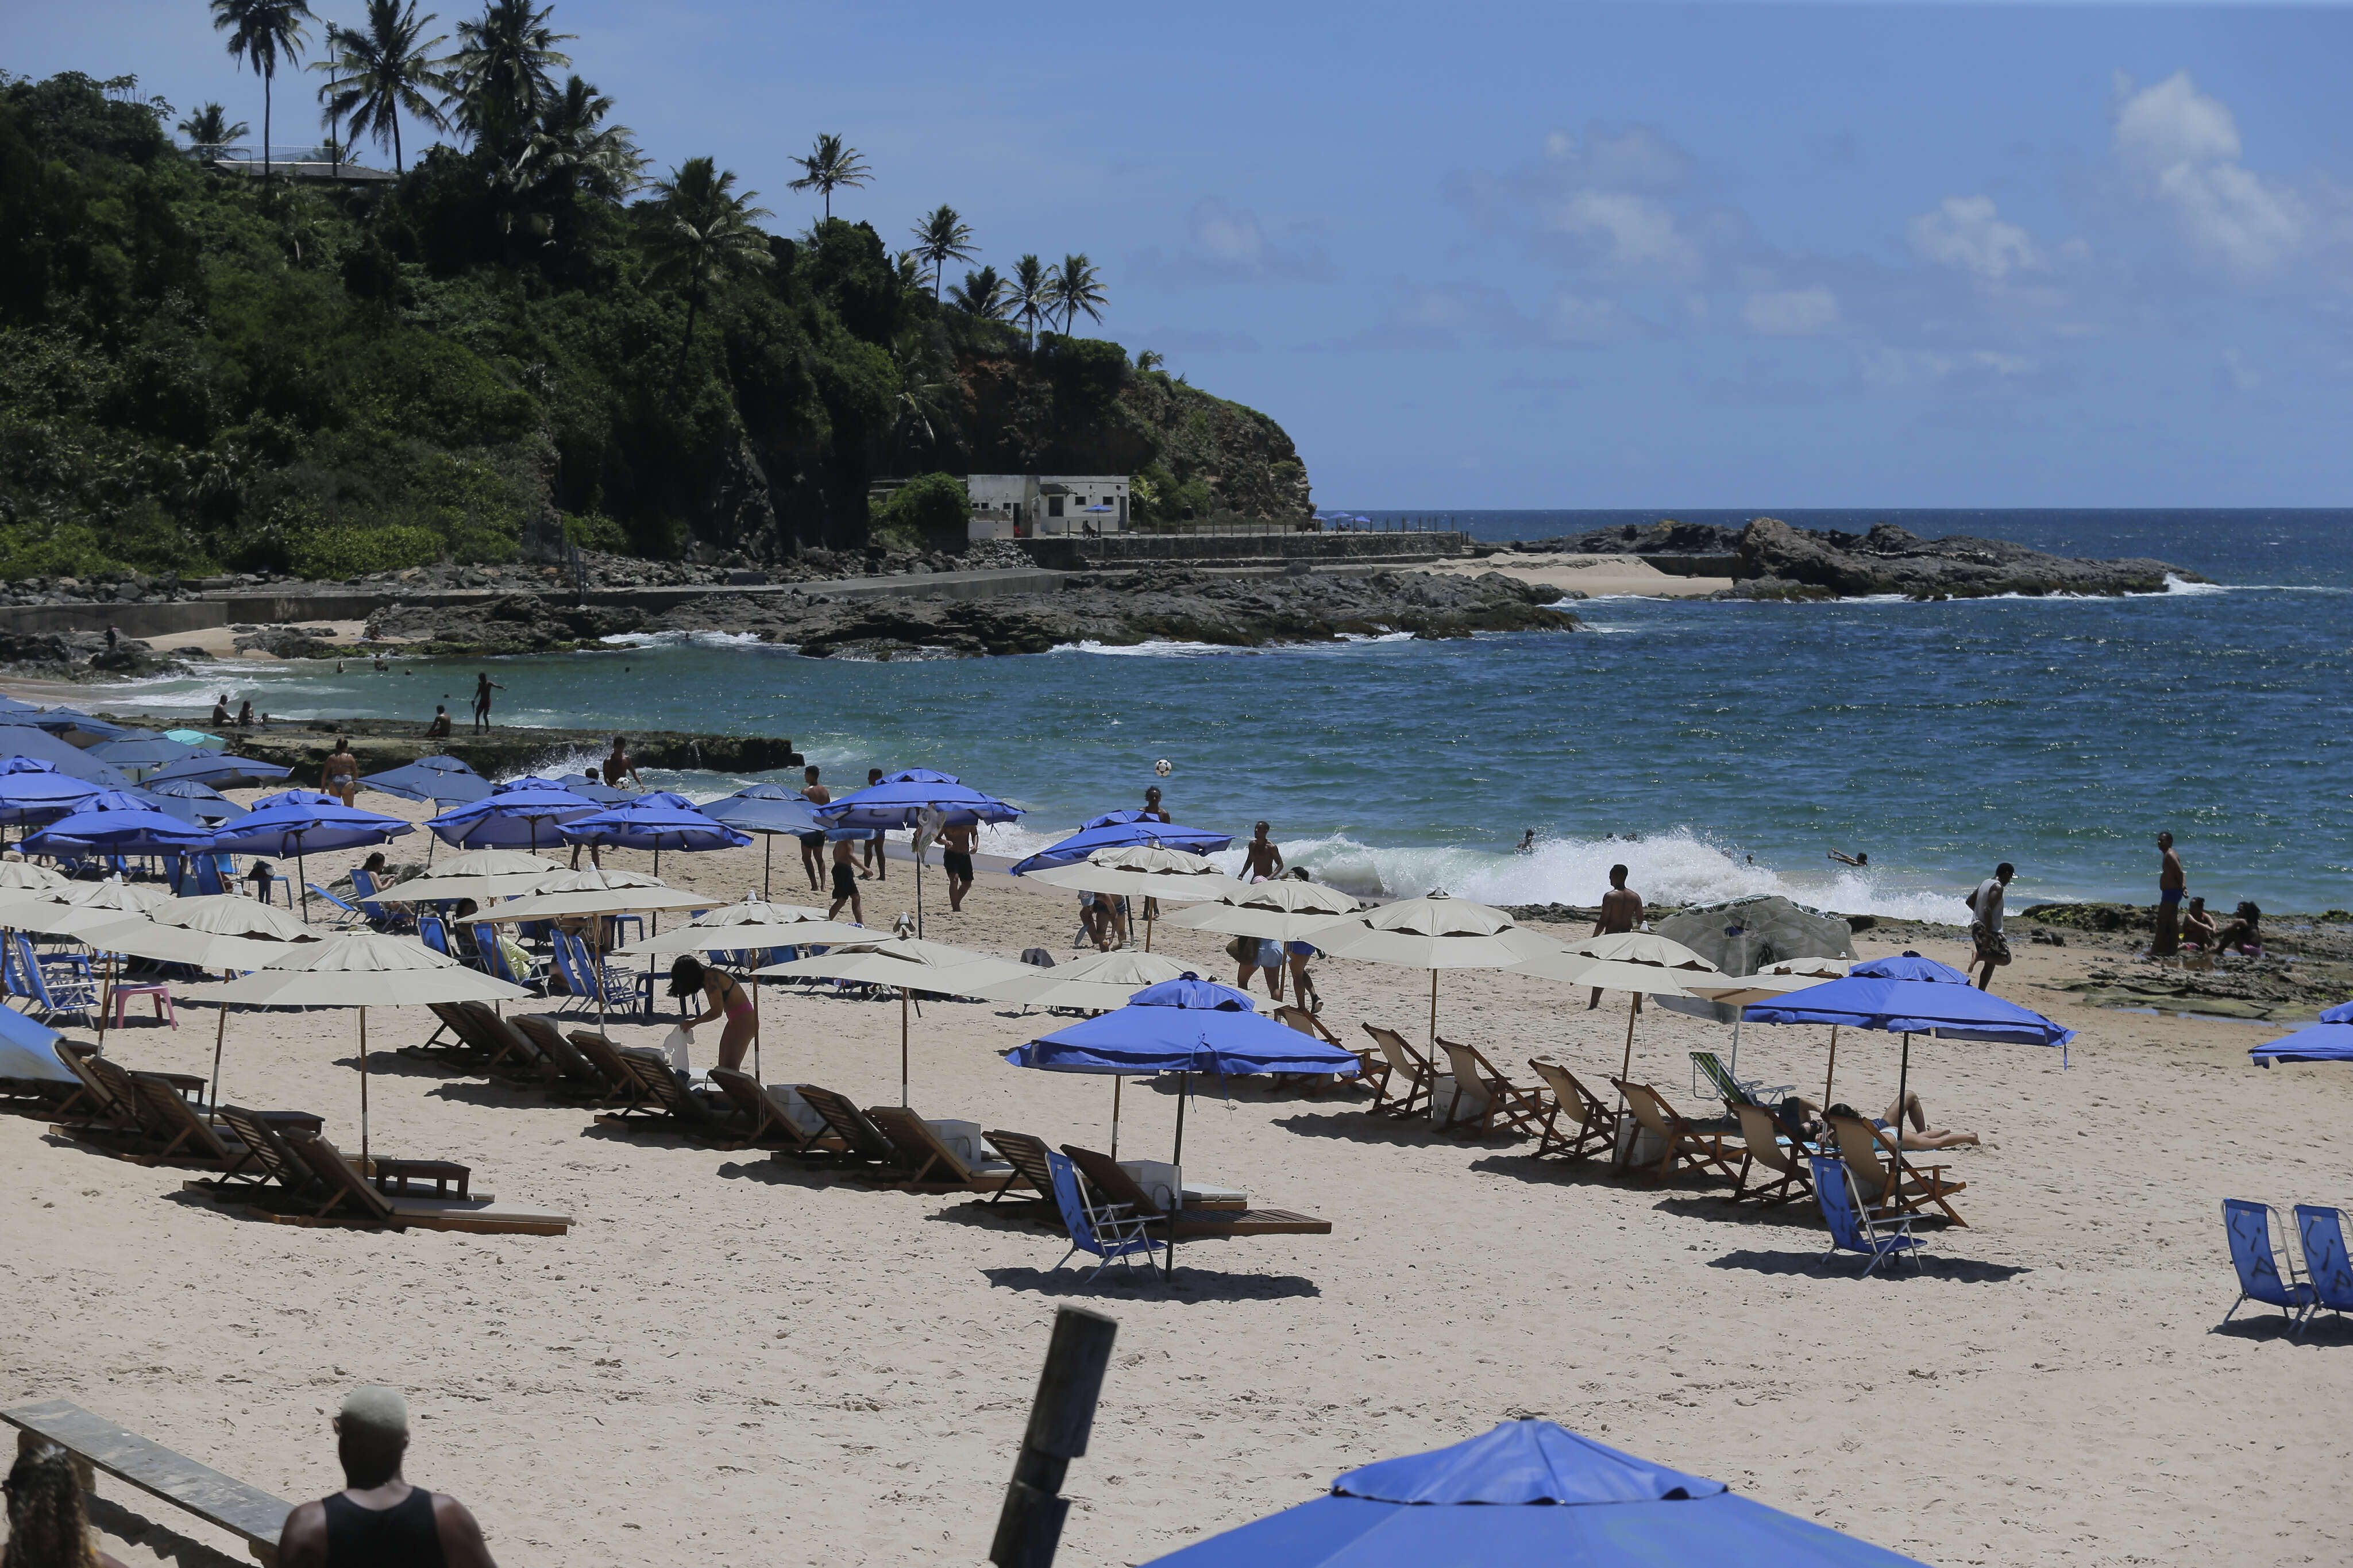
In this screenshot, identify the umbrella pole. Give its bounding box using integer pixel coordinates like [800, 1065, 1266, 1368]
[1615, 995, 1638, 1113]
[358, 1006, 370, 1173]
[900, 986, 909, 1108]
[1728, 1014, 1742, 1080]
[1165, 1072, 1189, 1279]
[208, 1001, 229, 1110]
[915, 852, 924, 939]
[1823, 1025, 1840, 1106]
[751, 976, 761, 1084]
[1110, 1075, 1121, 1161]
[1428, 971, 1438, 1054]
[297, 849, 308, 924]
[762, 837, 772, 901]
[97, 951, 114, 1046]
[1895, 1030, 1910, 1142]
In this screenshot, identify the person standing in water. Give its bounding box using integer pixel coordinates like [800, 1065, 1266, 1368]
[1588, 864, 1642, 1010]
[470, 673, 504, 733]
[2153, 832, 2185, 957]
[1243, 822, 1284, 882]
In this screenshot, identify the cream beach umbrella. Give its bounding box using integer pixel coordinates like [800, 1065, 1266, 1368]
[382, 850, 566, 906]
[1684, 955, 1853, 1089]
[613, 896, 875, 1081]
[0, 861, 69, 893]
[1505, 931, 1723, 1109]
[1156, 878, 1364, 943]
[1024, 845, 1251, 950]
[0, 880, 182, 1041]
[757, 934, 1029, 1106]
[210, 931, 530, 1167]
[456, 868, 721, 925]
[975, 948, 1194, 1013]
[1311, 893, 1563, 1049]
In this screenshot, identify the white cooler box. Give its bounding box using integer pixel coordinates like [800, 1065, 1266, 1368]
[771, 1086, 831, 1138]
[923, 1119, 986, 1165]
[1428, 1074, 1492, 1125]
[1613, 1114, 1665, 1167]
[1117, 1160, 1246, 1210]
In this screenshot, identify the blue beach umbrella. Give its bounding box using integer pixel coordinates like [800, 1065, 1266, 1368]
[23, 790, 218, 856]
[2251, 1001, 2353, 1067]
[0, 1002, 74, 1085]
[142, 777, 252, 826]
[1143, 1419, 1927, 1567]
[559, 795, 751, 875]
[0, 760, 103, 827]
[0, 728, 140, 790]
[145, 751, 294, 787]
[1006, 974, 1359, 1271]
[425, 777, 601, 852]
[161, 729, 226, 751]
[19, 709, 130, 743]
[87, 734, 207, 782]
[1742, 951, 2074, 1122]
[0, 695, 37, 715]
[1008, 810, 1233, 875]
[704, 786, 827, 897]
[211, 791, 415, 921]
[814, 767, 1024, 830]
[362, 756, 492, 805]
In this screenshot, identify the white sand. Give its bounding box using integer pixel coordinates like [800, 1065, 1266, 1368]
[1415, 553, 1730, 598]
[5, 789, 2350, 1567]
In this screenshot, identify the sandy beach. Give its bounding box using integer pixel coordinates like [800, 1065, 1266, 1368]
[1415, 553, 1731, 598]
[4, 782, 2349, 1568]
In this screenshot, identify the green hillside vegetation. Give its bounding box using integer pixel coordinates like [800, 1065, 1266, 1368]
[0, 45, 1310, 583]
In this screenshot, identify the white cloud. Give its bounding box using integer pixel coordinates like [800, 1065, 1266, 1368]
[1544, 291, 1649, 345]
[1538, 191, 1701, 282]
[1741, 287, 1839, 336]
[1131, 198, 1336, 287]
[1908, 195, 2040, 279]
[2112, 71, 2306, 276]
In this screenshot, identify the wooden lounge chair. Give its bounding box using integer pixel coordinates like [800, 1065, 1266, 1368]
[563, 1029, 660, 1111]
[982, 1130, 1071, 1222]
[1060, 1144, 1331, 1238]
[1526, 1059, 1614, 1164]
[1359, 1024, 1436, 1118]
[862, 1105, 1029, 1194]
[778, 1084, 915, 1173]
[591, 1049, 753, 1142]
[52, 1043, 138, 1130]
[706, 1069, 838, 1156]
[1271, 1006, 1370, 1098]
[1434, 1038, 1550, 1138]
[500, 1014, 615, 1096]
[268, 1134, 566, 1235]
[53, 1059, 219, 1161]
[1824, 1111, 1968, 1227]
[1, 1398, 294, 1567]
[1609, 1078, 1745, 1186]
[411, 1001, 491, 1065]
[119, 1073, 252, 1169]
[1729, 1102, 1815, 1207]
[203, 1106, 329, 1193]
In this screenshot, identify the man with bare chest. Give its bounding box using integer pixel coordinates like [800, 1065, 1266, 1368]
[1589, 863, 1642, 1010]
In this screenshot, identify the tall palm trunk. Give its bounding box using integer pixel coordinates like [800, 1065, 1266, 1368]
[263, 65, 274, 175]
[392, 111, 403, 172]
[668, 284, 703, 407]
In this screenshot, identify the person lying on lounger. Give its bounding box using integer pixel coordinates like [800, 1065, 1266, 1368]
[1788, 1092, 1981, 1150]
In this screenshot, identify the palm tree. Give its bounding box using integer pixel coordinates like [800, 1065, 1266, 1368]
[1005, 253, 1048, 350]
[786, 133, 869, 220]
[946, 264, 1005, 319]
[640, 156, 773, 396]
[908, 204, 978, 302]
[1049, 253, 1106, 334]
[450, 0, 572, 156]
[211, 0, 315, 177]
[489, 75, 642, 245]
[315, 0, 450, 173]
[1135, 349, 1164, 372]
[177, 103, 250, 161]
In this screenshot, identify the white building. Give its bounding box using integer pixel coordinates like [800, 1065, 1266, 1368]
[966, 474, 1131, 542]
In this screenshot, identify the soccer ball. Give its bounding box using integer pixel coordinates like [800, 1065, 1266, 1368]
[1153, 758, 1172, 777]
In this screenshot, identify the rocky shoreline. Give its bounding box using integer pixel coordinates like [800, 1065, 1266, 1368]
[91, 715, 800, 780]
[1492, 516, 2196, 600]
[360, 567, 1580, 659]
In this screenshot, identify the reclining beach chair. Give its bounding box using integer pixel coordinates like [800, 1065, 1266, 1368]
[51, 1044, 140, 1130]
[1044, 1150, 1161, 1285]
[1359, 1024, 1436, 1119]
[1525, 1059, 1614, 1164]
[1811, 1156, 1927, 1278]
[204, 1106, 328, 1193]
[475, 932, 546, 997]
[303, 885, 367, 926]
[705, 1069, 839, 1156]
[348, 869, 414, 932]
[1434, 1038, 1549, 1138]
[592, 1048, 752, 1143]
[1823, 1111, 1968, 1227]
[565, 1030, 658, 1114]
[2292, 1204, 2353, 1337]
[1691, 1049, 1793, 1114]
[781, 1085, 917, 1174]
[982, 1130, 1072, 1222]
[2221, 1199, 2316, 1333]
[556, 931, 637, 1017]
[1060, 1144, 1331, 1238]
[119, 1073, 252, 1168]
[863, 1105, 1028, 1194]
[1608, 1079, 1745, 1186]
[496, 1013, 615, 1096]
[1270, 1006, 1370, 1099]
[1729, 1102, 1814, 1207]
[272, 1134, 568, 1235]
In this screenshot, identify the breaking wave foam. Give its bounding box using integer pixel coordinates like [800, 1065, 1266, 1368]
[598, 629, 769, 650]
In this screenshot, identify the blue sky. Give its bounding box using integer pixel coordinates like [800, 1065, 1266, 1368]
[17, 2, 2353, 507]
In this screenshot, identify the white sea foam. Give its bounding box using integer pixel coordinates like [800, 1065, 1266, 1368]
[1050, 639, 1249, 658]
[597, 629, 769, 649]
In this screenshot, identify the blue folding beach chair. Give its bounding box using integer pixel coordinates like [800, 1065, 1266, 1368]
[2293, 1204, 2353, 1337]
[2221, 1199, 2316, 1333]
[417, 914, 452, 957]
[1811, 1156, 1926, 1278]
[476, 929, 546, 996]
[1046, 1150, 1161, 1285]
[349, 869, 413, 932]
[9, 933, 98, 1028]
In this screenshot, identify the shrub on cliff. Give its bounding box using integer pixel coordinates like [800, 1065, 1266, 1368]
[872, 472, 967, 549]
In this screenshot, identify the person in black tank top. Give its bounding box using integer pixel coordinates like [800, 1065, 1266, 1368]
[276, 1387, 496, 1568]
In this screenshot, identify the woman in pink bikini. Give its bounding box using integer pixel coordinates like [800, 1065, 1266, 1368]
[669, 955, 758, 1072]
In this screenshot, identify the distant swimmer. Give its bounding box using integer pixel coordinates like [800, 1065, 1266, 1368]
[1829, 849, 1869, 867]
[1515, 829, 1537, 855]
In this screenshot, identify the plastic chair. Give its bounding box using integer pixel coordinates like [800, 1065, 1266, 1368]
[110, 982, 177, 1030]
[1812, 1156, 1926, 1279]
[11, 934, 97, 1027]
[476, 930, 546, 996]
[1046, 1150, 1161, 1284]
[417, 914, 452, 957]
[2292, 1204, 2353, 1337]
[2221, 1199, 2315, 1332]
[349, 869, 412, 932]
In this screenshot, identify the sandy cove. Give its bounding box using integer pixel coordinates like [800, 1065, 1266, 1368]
[5, 785, 2350, 1568]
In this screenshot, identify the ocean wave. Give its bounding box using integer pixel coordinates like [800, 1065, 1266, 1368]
[1050, 639, 1249, 658]
[598, 629, 769, 649]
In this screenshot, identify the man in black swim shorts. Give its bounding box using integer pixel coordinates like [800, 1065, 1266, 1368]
[799, 766, 831, 893]
[827, 835, 863, 924]
[940, 818, 977, 912]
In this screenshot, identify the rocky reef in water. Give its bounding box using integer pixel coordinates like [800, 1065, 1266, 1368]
[361, 568, 1579, 659]
[1497, 517, 2196, 600]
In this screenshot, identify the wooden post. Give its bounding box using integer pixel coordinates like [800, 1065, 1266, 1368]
[989, 1306, 1119, 1568]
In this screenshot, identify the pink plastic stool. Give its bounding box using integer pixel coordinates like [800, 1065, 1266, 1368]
[111, 982, 176, 1029]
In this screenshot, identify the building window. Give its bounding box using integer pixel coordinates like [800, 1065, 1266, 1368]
[1048, 496, 1064, 517]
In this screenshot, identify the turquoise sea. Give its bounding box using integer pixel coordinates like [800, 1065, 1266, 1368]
[105, 511, 2351, 918]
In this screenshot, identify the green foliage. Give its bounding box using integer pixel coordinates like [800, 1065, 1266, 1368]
[872, 471, 965, 547]
[289, 520, 443, 578]
[562, 509, 627, 550]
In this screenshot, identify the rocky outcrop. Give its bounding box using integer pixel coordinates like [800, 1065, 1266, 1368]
[1499, 517, 2193, 600]
[0, 628, 175, 678]
[362, 568, 1579, 660]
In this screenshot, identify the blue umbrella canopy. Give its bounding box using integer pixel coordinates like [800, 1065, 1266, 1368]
[815, 767, 1024, 830]
[702, 785, 826, 836]
[362, 759, 492, 805]
[18, 709, 130, 743]
[551, 771, 635, 805]
[425, 777, 602, 848]
[559, 797, 753, 854]
[0, 729, 139, 789]
[22, 790, 218, 855]
[1009, 811, 1233, 875]
[141, 777, 252, 824]
[1741, 952, 2074, 1048]
[87, 734, 207, 771]
[1144, 1420, 1926, 1567]
[0, 1001, 73, 1084]
[144, 751, 294, 787]
[1005, 976, 1361, 1077]
[2252, 1002, 2353, 1067]
[0, 760, 103, 825]
[210, 790, 416, 858]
